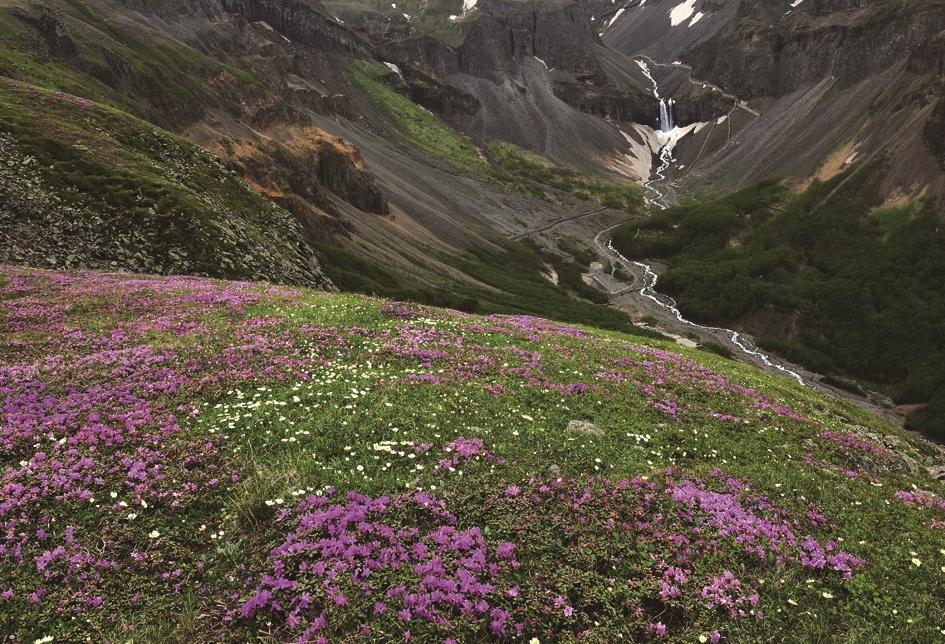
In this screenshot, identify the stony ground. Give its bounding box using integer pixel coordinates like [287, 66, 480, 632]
[0, 265, 943, 642]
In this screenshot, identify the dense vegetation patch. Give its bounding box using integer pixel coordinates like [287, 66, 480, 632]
[490, 142, 644, 212]
[610, 165, 945, 438]
[1, 266, 943, 641]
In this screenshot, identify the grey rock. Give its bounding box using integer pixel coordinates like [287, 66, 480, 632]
[927, 466, 945, 482]
[567, 419, 604, 436]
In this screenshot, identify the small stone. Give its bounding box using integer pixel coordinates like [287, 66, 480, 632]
[927, 465, 945, 481]
[567, 420, 603, 435]
[546, 464, 561, 478]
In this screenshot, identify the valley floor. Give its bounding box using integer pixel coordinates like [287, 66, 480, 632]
[590, 230, 907, 430]
[506, 200, 904, 429]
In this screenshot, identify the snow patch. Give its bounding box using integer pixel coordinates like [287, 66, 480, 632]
[606, 7, 626, 28]
[636, 59, 661, 100]
[689, 11, 704, 26]
[383, 62, 403, 78]
[669, 0, 698, 27]
[618, 126, 658, 185]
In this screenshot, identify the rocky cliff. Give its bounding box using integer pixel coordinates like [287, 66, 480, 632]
[601, 0, 945, 202]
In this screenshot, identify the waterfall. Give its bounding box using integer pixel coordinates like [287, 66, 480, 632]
[659, 98, 674, 132]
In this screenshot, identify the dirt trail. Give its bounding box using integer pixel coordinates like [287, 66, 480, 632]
[511, 206, 612, 240]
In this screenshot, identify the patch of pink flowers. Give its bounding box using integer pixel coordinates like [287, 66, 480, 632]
[818, 430, 890, 457]
[234, 488, 521, 639]
[435, 437, 501, 473]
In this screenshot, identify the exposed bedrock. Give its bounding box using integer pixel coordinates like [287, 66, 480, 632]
[685, 0, 945, 101]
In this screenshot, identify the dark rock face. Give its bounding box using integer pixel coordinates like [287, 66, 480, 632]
[12, 8, 78, 60]
[552, 80, 656, 125]
[924, 96, 945, 170]
[449, 0, 603, 80]
[397, 68, 482, 131]
[672, 95, 732, 127]
[224, 132, 389, 217]
[683, 0, 945, 101]
[315, 141, 390, 215]
[220, 0, 371, 56]
[739, 305, 803, 345]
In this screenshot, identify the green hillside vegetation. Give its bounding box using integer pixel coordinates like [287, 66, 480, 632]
[348, 59, 489, 172]
[0, 77, 329, 286]
[490, 141, 644, 212]
[611, 164, 945, 438]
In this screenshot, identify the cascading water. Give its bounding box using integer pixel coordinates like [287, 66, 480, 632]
[659, 98, 674, 132]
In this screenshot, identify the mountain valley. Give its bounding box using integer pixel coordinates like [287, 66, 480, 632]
[2, 0, 945, 640]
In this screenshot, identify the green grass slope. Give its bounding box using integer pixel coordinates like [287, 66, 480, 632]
[1, 265, 943, 642]
[0, 77, 332, 287]
[611, 166, 945, 439]
[490, 142, 644, 212]
[0, 1, 231, 126]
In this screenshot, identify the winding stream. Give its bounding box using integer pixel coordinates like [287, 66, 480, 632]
[636, 59, 675, 208]
[605, 238, 805, 384]
[606, 60, 806, 385]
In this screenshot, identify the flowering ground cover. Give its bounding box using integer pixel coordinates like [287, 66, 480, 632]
[0, 265, 944, 642]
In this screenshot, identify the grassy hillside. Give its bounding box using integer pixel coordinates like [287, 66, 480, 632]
[0, 2, 228, 126]
[348, 59, 489, 172]
[611, 166, 945, 439]
[313, 235, 646, 334]
[0, 77, 331, 287]
[490, 142, 644, 212]
[1, 265, 943, 641]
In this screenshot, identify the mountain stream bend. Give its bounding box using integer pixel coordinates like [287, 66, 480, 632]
[603, 60, 806, 383]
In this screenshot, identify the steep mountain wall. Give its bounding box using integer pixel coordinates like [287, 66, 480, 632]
[602, 0, 945, 202]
